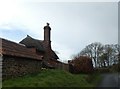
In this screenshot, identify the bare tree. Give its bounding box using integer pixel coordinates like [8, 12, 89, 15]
[99, 53, 107, 67]
[114, 44, 120, 64]
[80, 42, 103, 68]
[75, 43, 119, 68]
[102, 44, 119, 66]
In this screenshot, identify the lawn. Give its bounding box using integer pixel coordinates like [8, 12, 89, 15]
[2, 69, 101, 87]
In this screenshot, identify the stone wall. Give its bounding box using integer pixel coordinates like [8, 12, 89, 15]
[2, 55, 42, 80]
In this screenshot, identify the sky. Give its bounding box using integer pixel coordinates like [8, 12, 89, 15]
[0, 0, 118, 63]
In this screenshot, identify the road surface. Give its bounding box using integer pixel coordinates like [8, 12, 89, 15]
[97, 73, 120, 89]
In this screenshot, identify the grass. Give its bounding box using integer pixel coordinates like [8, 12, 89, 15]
[2, 69, 101, 87]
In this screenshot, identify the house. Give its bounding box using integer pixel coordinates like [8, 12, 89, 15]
[0, 23, 61, 80]
[1, 38, 43, 80]
[19, 23, 59, 68]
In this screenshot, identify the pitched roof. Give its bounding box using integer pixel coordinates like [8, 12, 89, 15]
[20, 35, 59, 59]
[19, 35, 45, 52]
[0, 38, 42, 60]
[51, 50, 59, 59]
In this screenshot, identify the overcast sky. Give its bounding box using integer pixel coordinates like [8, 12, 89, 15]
[0, 0, 118, 63]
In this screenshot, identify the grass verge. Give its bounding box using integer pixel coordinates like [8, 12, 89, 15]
[2, 69, 101, 87]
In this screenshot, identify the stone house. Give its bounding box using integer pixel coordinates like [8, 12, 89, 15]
[0, 23, 61, 80]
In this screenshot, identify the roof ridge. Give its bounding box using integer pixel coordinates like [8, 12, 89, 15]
[1, 37, 26, 47]
[26, 35, 43, 42]
[27, 35, 33, 38]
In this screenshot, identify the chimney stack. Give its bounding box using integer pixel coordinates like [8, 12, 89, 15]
[43, 23, 51, 49]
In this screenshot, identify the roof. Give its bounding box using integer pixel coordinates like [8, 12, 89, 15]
[51, 50, 59, 60]
[20, 35, 59, 59]
[19, 35, 45, 52]
[0, 38, 42, 60]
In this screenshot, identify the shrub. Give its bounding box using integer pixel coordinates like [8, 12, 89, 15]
[69, 56, 94, 73]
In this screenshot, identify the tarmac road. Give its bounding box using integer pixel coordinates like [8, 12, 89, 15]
[97, 73, 120, 89]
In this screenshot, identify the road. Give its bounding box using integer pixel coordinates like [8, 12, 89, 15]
[97, 73, 120, 89]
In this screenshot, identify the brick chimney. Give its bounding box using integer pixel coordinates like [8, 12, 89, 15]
[43, 23, 52, 61]
[43, 23, 51, 49]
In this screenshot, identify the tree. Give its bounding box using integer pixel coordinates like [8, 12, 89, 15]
[80, 42, 103, 68]
[103, 44, 117, 66]
[99, 53, 107, 67]
[114, 44, 120, 64]
[73, 42, 119, 68]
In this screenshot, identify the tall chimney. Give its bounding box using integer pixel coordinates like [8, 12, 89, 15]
[43, 23, 51, 49]
[43, 23, 51, 61]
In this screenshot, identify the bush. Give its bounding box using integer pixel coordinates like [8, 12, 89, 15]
[69, 56, 94, 73]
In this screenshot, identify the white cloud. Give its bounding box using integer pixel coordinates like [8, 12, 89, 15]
[0, 0, 21, 23]
[0, 23, 25, 31]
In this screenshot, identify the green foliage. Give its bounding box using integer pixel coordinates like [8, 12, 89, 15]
[2, 69, 101, 87]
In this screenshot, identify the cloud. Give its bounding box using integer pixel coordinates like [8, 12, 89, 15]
[0, 25, 28, 42]
[0, 2, 118, 62]
[0, 23, 26, 31]
[52, 42, 75, 63]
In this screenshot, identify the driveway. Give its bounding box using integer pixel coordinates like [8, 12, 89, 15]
[97, 73, 120, 89]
